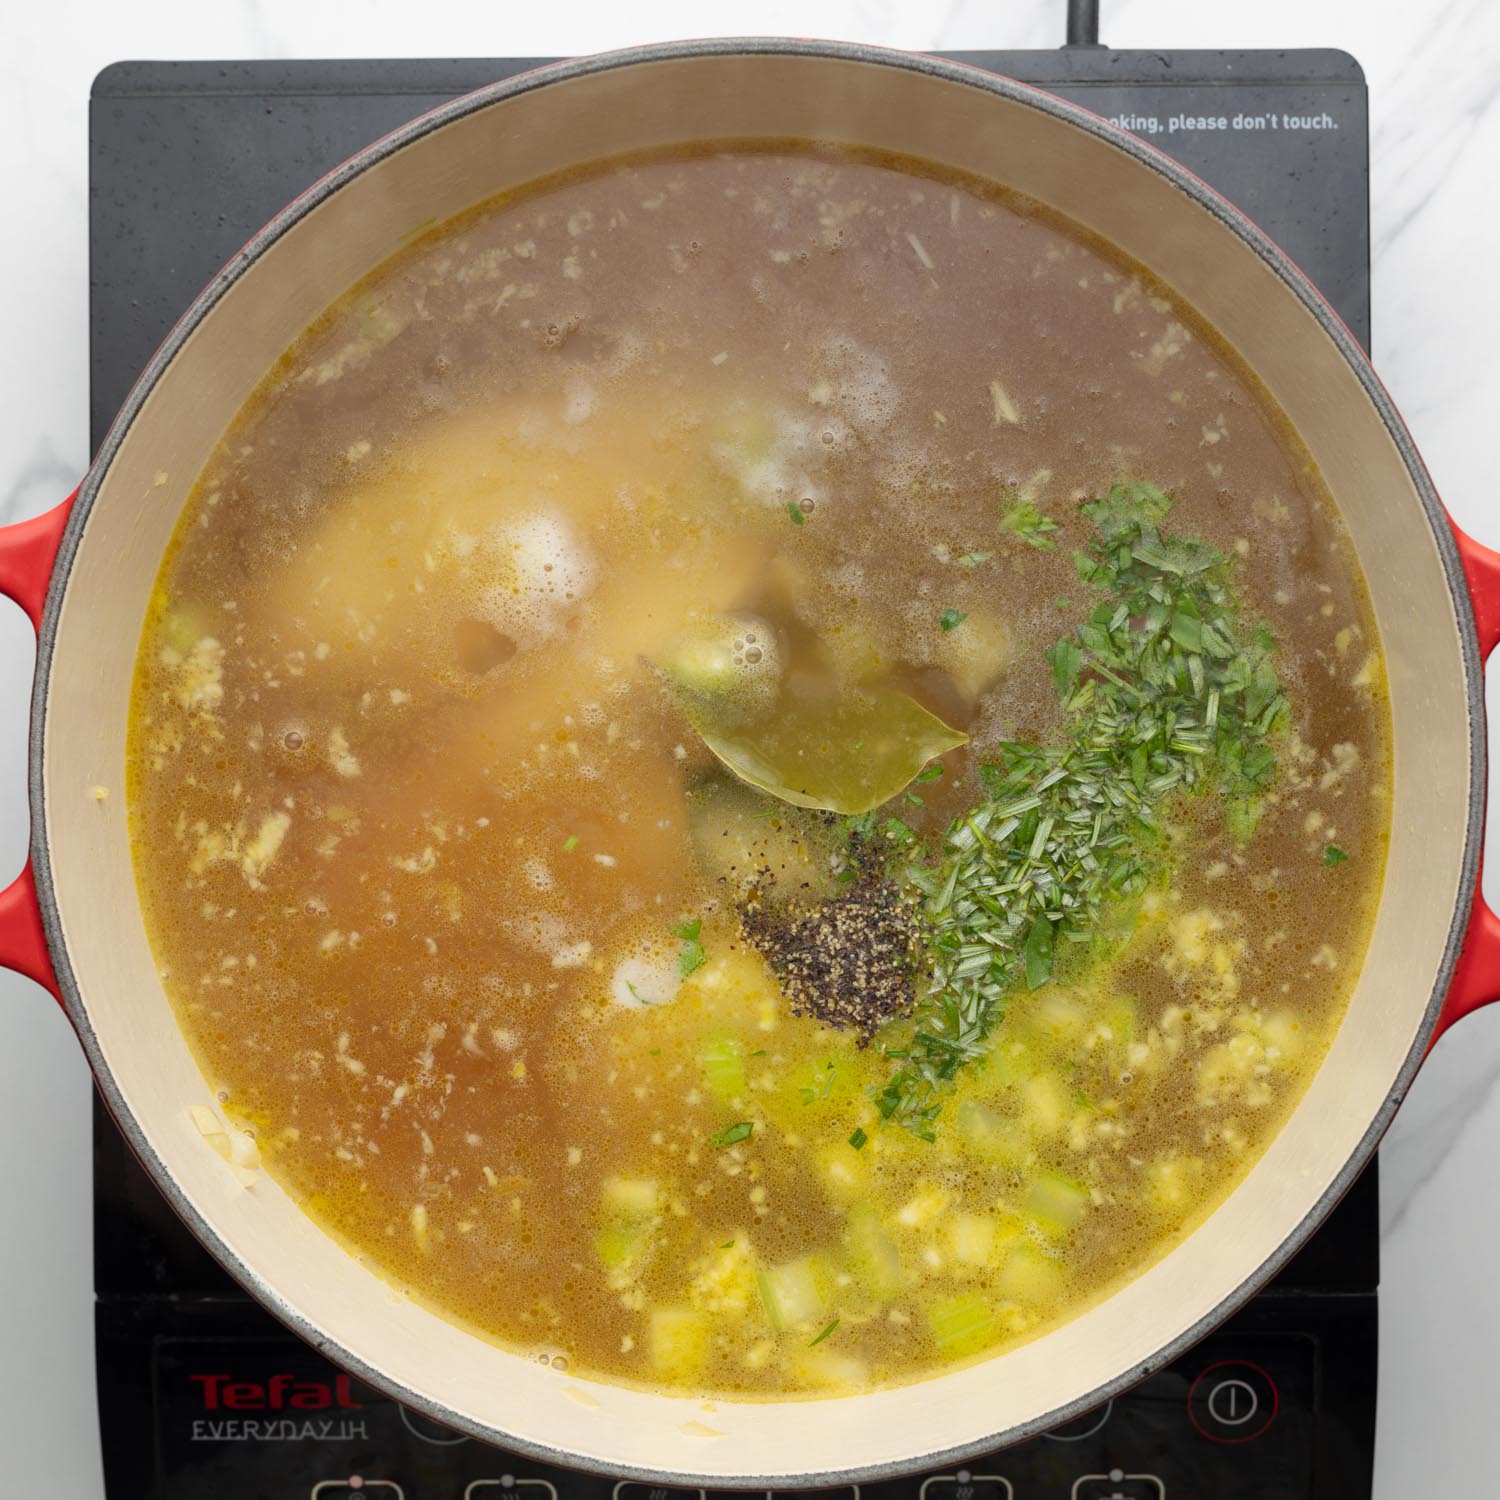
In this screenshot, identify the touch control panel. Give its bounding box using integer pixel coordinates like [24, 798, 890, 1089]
[129, 1323, 1340, 1499]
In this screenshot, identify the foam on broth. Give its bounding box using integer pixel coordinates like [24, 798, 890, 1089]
[126, 144, 1390, 1397]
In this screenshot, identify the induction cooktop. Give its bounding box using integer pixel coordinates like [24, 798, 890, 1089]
[89, 43, 1377, 1500]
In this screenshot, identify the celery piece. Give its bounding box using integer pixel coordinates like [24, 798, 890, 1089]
[1026, 1171, 1091, 1236]
[846, 1206, 902, 1300]
[948, 1213, 997, 1267]
[649, 1305, 710, 1376]
[995, 1242, 1064, 1306]
[595, 1176, 661, 1277]
[954, 1098, 1025, 1168]
[757, 1256, 823, 1333]
[701, 1035, 746, 1102]
[1032, 990, 1087, 1040]
[1020, 1072, 1070, 1135]
[793, 1348, 869, 1390]
[1098, 993, 1138, 1047]
[928, 1292, 995, 1357]
[601, 1176, 659, 1223]
[593, 1224, 651, 1272]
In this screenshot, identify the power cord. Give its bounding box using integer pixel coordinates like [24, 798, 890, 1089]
[1065, 0, 1102, 48]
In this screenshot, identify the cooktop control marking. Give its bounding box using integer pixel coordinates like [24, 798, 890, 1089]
[1070, 1472, 1166, 1500]
[1188, 1359, 1281, 1444]
[1043, 1399, 1115, 1442]
[464, 1480, 558, 1499]
[919, 1470, 1015, 1498]
[765, 1489, 859, 1500]
[612, 1484, 707, 1500]
[397, 1403, 469, 1445]
[310, 1481, 405, 1499]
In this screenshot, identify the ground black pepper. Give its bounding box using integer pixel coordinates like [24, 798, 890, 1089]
[741, 874, 918, 1041]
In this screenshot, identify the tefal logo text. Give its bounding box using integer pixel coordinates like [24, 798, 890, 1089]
[189, 1373, 364, 1410]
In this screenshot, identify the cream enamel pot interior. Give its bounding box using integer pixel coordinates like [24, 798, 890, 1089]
[5, 38, 1500, 1489]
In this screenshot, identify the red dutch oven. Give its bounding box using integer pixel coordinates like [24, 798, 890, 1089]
[1, 38, 1498, 1490]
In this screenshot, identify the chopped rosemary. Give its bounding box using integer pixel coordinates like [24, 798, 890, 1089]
[873, 482, 1286, 1136]
[940, 608, 968, 632]
[1000, 497, 1060, 550]
[708, 1121, 753, 1149]
[1324, 844, 1349, 866]
[809, 1317, 840, 1346]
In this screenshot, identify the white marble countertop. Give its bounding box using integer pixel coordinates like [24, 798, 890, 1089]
[0, 1, 1497, 1495]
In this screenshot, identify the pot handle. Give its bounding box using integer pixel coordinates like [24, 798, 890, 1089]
[1433, 521, 1500, 1044]
[0, 491, 76, 1002]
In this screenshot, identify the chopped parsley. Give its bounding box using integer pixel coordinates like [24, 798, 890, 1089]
[787, 500, 807, 526]
[673, 917, 707, 978]
[939, 608, 968, 632]
[848, 1127, 869, 1151]
[708, 1121, 754, 1149]
[1324, 844, 1349, 866]
[957, 550, 993, 568]
[562, 834, 579, 852]
[1000, 497, 1060, 550]
[874, 482, 1287, 1137]
[913, 763, 945, 784]
[808, 1317, 840, 1347]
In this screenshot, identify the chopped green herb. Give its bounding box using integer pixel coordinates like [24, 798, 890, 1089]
[957, 550, 993, 568]
[913, 763, 945, 784]
[808, 1317, 840, 1347]
[673, 917, 707, 978]
[883, 816, 918, 847]
[799, 1060, 837, 1105]
[650, 1047, 661, 1055]
[721, 1239, 736, 1249]
[562, 834, 579, 852]
[1324, 844, 1349, 866]
[748, 1049, 767, 1057]
[1021, 913, 1055, 990]
[708, 1121, 754, 1149]
[939, 608, 968, 632]
[787, 500, 807, 526]
[874, 481, 1286, 1136]
[848, 1127, 869, 1151]
[1000, 497, 1060, 550]
[1046, 638, 1082, 697]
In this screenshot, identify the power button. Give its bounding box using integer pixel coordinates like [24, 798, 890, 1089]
[1187, 1359, 1279, 1444]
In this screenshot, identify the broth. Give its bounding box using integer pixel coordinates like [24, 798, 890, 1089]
[127, 144, 1390, 1397]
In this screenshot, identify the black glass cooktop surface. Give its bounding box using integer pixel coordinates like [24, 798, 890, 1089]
[89, 48, 1376, 1499]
